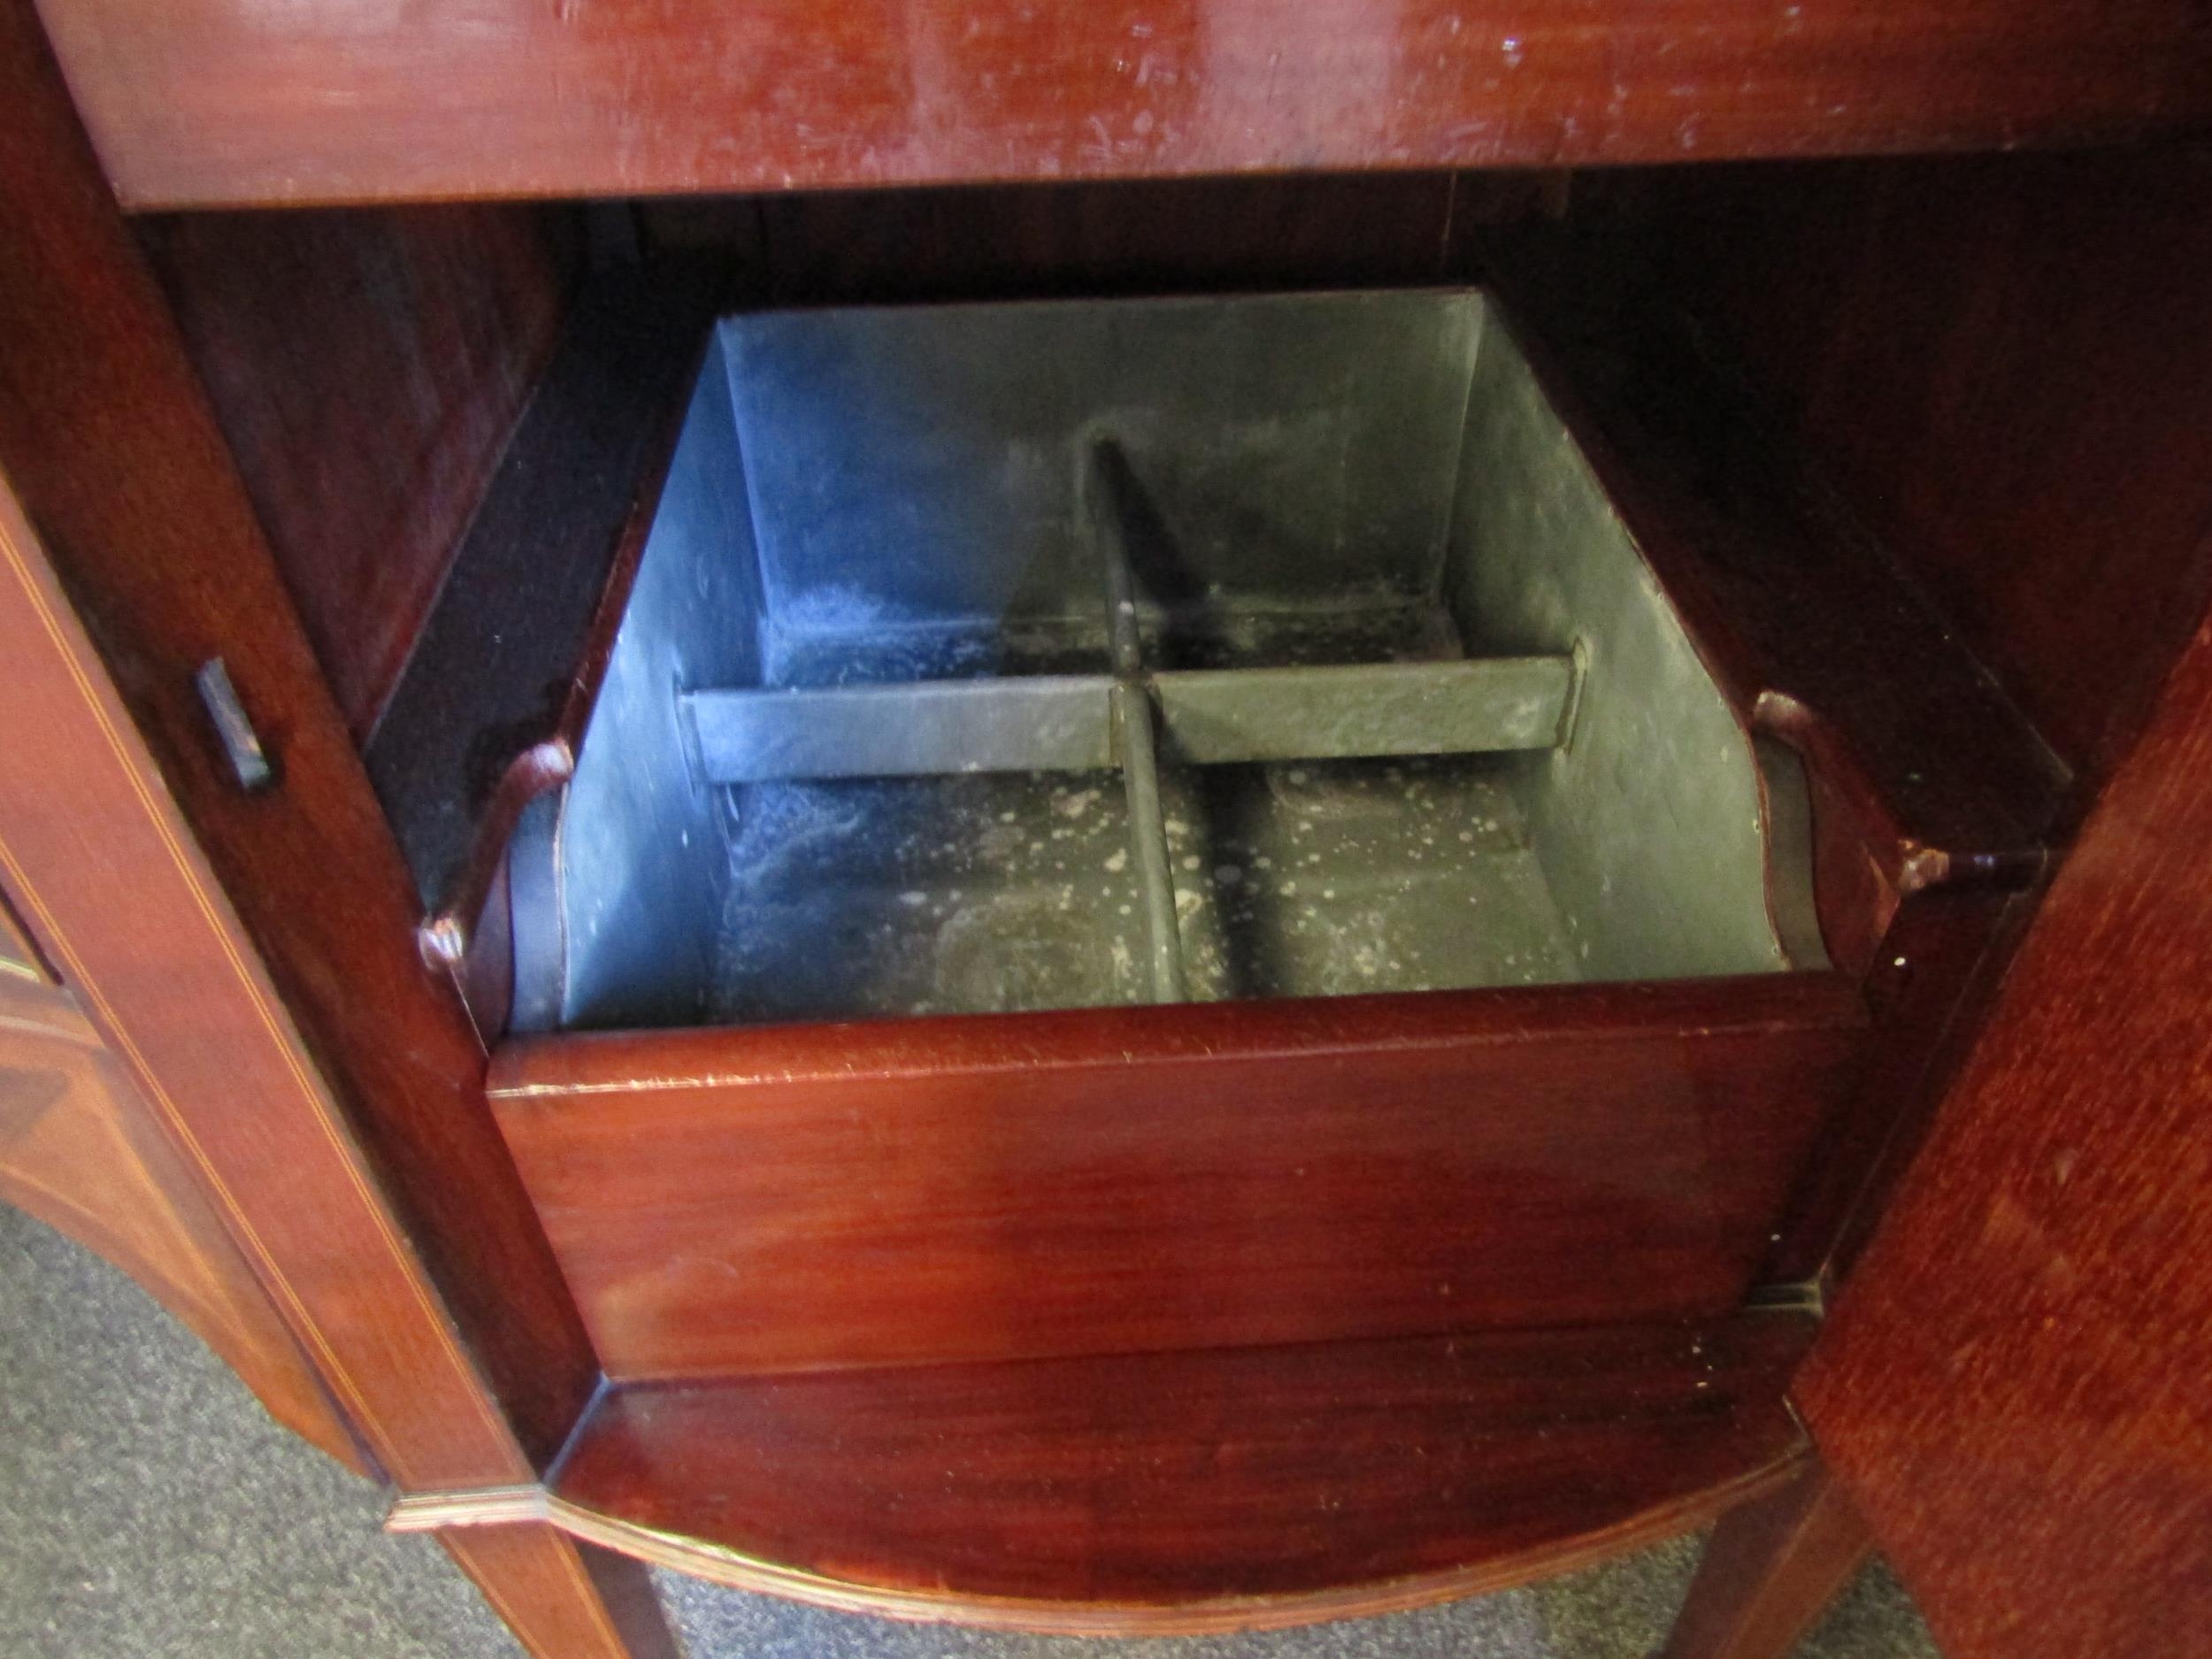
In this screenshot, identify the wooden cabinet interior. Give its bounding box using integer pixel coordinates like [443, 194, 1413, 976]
[130, 177, 2061, 1399]
[137, 208, 584, 740]
[6, 0, 2212, 1634]
[90, 162, 2070, 1618]
[1540, 150, 2212, 794]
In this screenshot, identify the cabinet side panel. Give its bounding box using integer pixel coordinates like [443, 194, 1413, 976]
[1639, 149, 2212, 787]
[141, 205, 581, 740]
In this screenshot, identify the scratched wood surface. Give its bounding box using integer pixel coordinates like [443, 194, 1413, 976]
[31, 0, 2212, 208]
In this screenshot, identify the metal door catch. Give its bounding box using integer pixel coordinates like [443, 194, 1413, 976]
[195, 657, 273, 792]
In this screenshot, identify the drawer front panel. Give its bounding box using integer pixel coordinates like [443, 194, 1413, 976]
[492, 976, 1865, 1379]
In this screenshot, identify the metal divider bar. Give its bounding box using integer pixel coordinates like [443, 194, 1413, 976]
[682, 676, 1116, 783]
[1087, 437, 1189, 1003]
[678, 434, 1584, 1007]
[680, 656, 1573, 784]
[1109, 681, 1188, 1002]
[1152, 657, 1574, 762]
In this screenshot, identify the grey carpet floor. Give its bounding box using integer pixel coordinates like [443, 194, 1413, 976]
[0, 1201, 1941, 1658]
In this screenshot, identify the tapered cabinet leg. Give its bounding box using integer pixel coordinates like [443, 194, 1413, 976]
[1657, 1462, 1875, 1659]
[441, 1522, 683, 1659]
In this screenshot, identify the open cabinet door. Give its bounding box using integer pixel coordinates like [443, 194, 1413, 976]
[1597, 148, 2212, 1659]
[1792, 603, 2212, 1659]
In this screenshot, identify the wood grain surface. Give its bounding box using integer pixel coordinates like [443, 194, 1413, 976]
[0, 972, 364, 1471]
[1656, 1461, 1874, 1659]
[32, 0, 2212, 207]
[1796, 606, 2212, 1658]
[494, 977, 1864, 1378]
[441, 1521, 683, 1659]
[548, 1315, 1815, 1632]
[0, 0, 598, 1482]
[1632, 147, 2212, 787]
[1755, 887, 2027, 1288]
[0, 465, 532, 1486]
[141, 206, 580, 739]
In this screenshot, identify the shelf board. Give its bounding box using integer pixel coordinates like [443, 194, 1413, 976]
[533, 1314, 1814, 1634]
[42, 0, 2212, 209]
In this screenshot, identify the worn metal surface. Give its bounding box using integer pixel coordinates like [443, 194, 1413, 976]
[1164, 755, 1579, 1001]
[505, 789, 565, 1033]
[1154, 658, 1573, 764]
[684, 657, 1577, 786]
[548, 288, 1792, 1030]
[718, 292, 1485, 633]
[192, 657, 273, 793]
[1110, 682, 1190, 1002]
[1448, 317, 1789, 984]
[710, 772, 1153, 1025]
[558, 331, 766, 1029]
[1088, 437, 1190, 1002]
[1752, 738, 1833, 972]
[684, 678, 1115, 783]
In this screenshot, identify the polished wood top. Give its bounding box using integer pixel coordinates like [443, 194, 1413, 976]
[35, 0, 2212, 208]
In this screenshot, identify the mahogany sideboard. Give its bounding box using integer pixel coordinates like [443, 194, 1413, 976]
[3, 3, 2210, 1655]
